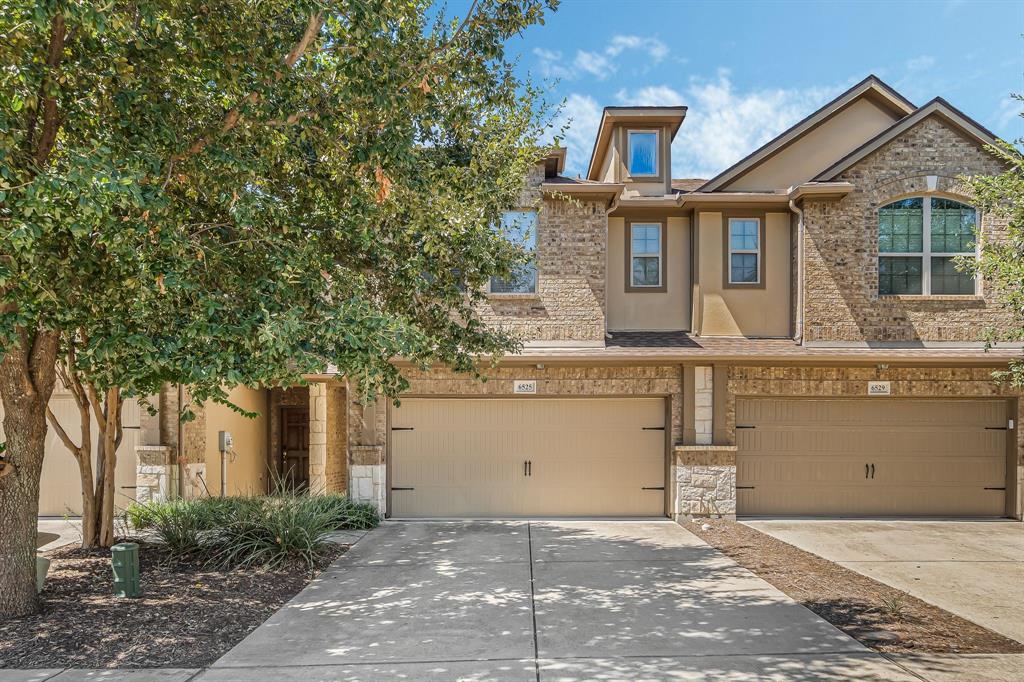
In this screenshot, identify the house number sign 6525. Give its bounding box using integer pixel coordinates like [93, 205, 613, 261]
[513, 380, 537, 395]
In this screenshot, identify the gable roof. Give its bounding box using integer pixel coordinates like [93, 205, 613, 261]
[585, 106, 687, 181]
[812, 97, 1001, 181]
[697, 75, 916, 192]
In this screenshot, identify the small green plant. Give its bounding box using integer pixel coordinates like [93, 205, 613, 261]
[879, 595, 908, 622]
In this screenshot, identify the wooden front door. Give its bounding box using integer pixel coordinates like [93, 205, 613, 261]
[281, 407, 310, 491]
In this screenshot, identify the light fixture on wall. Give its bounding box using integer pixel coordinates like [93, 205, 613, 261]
[536, 363, 545, 370]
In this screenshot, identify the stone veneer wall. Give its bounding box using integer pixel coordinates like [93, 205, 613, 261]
[803, 116, 1013, 343]
[693, 366, 713, 445]
[475, 164, 608, 343]
[674, 446, 737, 518]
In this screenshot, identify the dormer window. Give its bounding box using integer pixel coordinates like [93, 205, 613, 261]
[627, 130, 659, 177]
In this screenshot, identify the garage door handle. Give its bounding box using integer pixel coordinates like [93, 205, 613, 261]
[870, 463, 875, 479]
[984, 487, 1006, 491]
[641, 486, 664, 491]
[865, 464, 869, 479]
[391, 427, 414, 431]
[392, 487, 415, 491]
[736, 425, 755, 429]
[642, 426, 665, 431]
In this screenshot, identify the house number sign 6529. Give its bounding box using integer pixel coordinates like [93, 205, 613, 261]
[867, 381, 891, 396]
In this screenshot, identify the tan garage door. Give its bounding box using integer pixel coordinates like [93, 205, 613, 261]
[0, 394, 140, 516]
[736, 398, 1008, 517]
[390, 398, 666, 517]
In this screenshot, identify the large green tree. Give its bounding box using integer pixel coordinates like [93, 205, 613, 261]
[0, 0, 557, 616]
[964, 95, 1024, 388]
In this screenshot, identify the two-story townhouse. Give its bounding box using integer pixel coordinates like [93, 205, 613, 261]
[31, 75, 1022, 523]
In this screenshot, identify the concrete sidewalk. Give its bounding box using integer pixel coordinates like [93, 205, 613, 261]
[745, 519, 1024, 644]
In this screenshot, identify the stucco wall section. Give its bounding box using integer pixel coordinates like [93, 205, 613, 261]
[804, 116, 1014, 343]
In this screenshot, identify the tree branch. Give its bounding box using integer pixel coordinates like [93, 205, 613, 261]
[32, 12, 67, 169]
[171, 12, 324, 164]
[46, 405, 82, 458]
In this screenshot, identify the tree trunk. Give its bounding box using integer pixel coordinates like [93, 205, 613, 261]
[97, 388, 120, 547]
[0, 332, 59, 617]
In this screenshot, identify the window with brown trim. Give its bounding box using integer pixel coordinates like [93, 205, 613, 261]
[728, 218, 760, 284]
[625, 220, 667, 293]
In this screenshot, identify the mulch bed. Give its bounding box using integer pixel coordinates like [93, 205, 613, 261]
[688, 519, 1024, 655]
[0, 542, 344, 669]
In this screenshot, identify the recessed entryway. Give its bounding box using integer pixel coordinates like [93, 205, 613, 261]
[736, 397, 1010, 517]
[389, 398, 667, 517]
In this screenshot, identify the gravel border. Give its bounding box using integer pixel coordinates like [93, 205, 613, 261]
[688, 519, 1024, 654]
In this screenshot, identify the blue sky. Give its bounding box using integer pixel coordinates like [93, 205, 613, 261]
[486, 0, 1024, 179]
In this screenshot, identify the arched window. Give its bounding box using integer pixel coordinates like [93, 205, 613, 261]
[878, 197, 977, 295]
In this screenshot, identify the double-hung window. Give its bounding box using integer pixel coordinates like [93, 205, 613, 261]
[878, 197, 977, 295]
[628, 130, 659, 177]
[630, 223, 663, 288]
[490, 210, 538, 294]
[728, 218, 761, 284]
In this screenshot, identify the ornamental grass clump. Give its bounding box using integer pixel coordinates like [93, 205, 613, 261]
[125, 493, 379, 569]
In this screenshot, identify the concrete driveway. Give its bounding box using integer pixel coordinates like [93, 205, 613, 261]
[200, 520, 915, 681]
[744, 520, 1024, 644]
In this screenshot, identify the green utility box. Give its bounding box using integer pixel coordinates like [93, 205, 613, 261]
[111, 542, 140, 598]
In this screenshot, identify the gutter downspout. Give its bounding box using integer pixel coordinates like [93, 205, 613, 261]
[603, 193, 621, 341]
[788, 198, 805, 344]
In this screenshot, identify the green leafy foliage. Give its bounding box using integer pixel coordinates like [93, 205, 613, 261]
[125, 492, 380, 568]
[962, 95, 1024, 388]
[0, 0, 560, 409]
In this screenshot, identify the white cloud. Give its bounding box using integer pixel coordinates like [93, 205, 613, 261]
[531, 34, 670, 83]
[906, 55, 936, 72]
[573, 50, 613, 79]
[614, 71, 842, 179]
[551, 93, 603, 177]
[532, 47, 574, 80]
[607, 35, 669, 63]
[995, 95, 1023, 133]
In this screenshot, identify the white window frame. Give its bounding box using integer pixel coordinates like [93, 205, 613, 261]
[630, 222, 662, 288]
[488, 209, 538, 296]
[627, 129, 660, 178]
[878, 197, 979, 296]
[727, 217, 761, 285]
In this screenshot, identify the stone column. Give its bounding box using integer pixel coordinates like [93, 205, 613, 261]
[674, 446, 737, 519]
[308, 382, 328, 494]
[694, 366, 713, 445]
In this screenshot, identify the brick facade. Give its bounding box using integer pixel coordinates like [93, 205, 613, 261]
[803, 116, 1014, 343]
[475, 164, 608, 343]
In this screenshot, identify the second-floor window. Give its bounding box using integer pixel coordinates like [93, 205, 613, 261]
[728, 218, 761, 284]
[878, 197, 977, 295]
[628, 130, 659, 177]
[630, 223, 663, 287]
[490, 210, 538, 294]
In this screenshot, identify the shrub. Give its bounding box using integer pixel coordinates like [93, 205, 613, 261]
[125, 492, 379, 569]
[212, 496, 338, 569]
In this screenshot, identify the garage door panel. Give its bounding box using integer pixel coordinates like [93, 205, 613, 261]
[737, 398, 1007, 517]
[391, 398, 665, 517]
